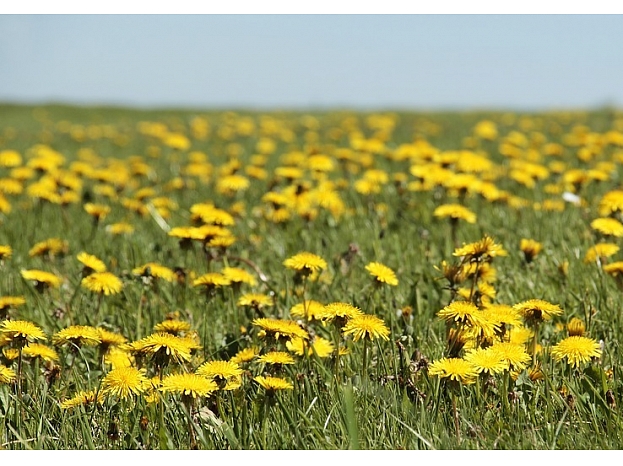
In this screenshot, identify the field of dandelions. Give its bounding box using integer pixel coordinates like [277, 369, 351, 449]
[0, 104, 622, 450]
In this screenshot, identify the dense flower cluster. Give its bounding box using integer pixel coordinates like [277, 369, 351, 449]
[0, 108, 619, 449]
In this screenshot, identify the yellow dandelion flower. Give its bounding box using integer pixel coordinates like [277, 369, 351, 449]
[464, 347, 507, 375]
[0, 245, 12, 261]
[1, 320, 46, 344]
[2, 347, 19, 360]
[0, 150, 22, 167]
[160, 373, 218, 398]
[0, 364, 17, 384]
[603, 261, 623, 277]
[106, 222, 134, 235]
[190, 203, 236, 226]
[216, 174, 250, 195]
[207, 235, 236, 249]
[97, 328, 127, 348]
[275, 166, 304, 180]
[195, 225, 232, 242]
[550, 336, 601, 368]
[196, 359, 243, 379]
[238, 293, 273, 309]
[453, 235, 507, 263]
[168, 226, 205, 243]
[22, 343, 59, 362]
[342, 314, 390, 341]
[438, 301, 486, 327]
[133, 262, 176, 282]
[508, 326, 533, 345]
[258, 351, 296, 365]
[290, 300, 326, 321]
[457, 282, 496, 306]
[474, 120, 498, 140]
[179, 332, 202, 354]
[252, 318, 309, 341]
[0, 296, 26, 312]
[433, 204, 477, 224]
[230, 347, 259, 364]
[525, 363, 545, 382]
[567, 318, 586, 337]
[53, 325, 101, 347]
[77, 252, 107, 273]
[102, 366, 147, 399]
[104, 347, 135, 369]
[428, 357, 477, 384]
[283, 252, 327, 274]
[21, 269, 63, 289]
[81, 272, 123, 295]
[153, 319, 191, 336]
[10, 166, 35, 180]
[584, 243, 619, 264]
[481, 304, 522, 329]
[520, 238, 543, 263]
[321, 302, 364, 322]
[0, 194, 11, 214]
[513, 299, 563, 324]
[84, 203, 111, 222]
[365, 262, 398, 286]
[222, 267, 257, 287]
[598, 190, 623, 217]
[491, 342, 531, 371]
[60, 390, 105, 409]
[129, 332, 194, 365]
[28, 238, 69, 258]
[463, 309, 501, 343]
[590, 217, 623, 237]
[254, 375, 293, 392]
[193, 272, 231, 289]
[462, 262, 497, 284]
[307, 154, 335, 172]
[286, 337, 334, 358]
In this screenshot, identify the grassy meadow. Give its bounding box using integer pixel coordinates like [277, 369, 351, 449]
[0, 104, 622, 449]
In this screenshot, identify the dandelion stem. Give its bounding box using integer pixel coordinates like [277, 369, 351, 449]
[451, 392, 461, 443]
[362, 338, 369, 387]
[532, 322, 540, 367]
[136, 287, 146, 340]
[469, 260, 480, 304]
[14, 347, 24, 435]
[450, 218, 458, 250]
[502, 370, 510, 414]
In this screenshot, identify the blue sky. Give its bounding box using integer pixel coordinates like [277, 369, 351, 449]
[1, 14, 622, 110]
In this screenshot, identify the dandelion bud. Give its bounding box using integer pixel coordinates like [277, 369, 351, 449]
[140, 415, 149, 431]
[520, 238, 542, 264]
[567, 317, 586, 337]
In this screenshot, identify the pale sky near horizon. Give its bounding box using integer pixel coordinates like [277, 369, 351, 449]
[1, 14, 622, 111]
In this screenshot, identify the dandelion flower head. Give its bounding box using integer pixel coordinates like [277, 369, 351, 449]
[101, 366, 148, 400]
[160, 373, 218, 398]
[283, 252, 327, 273]
[433, 204, 477, 224]
[453, 235, 507, 263]
[428, 357, 477, 385]
[81, 272, 123, 295]
[53, 325, 102, 347]
[365, 262, 399, 286]
[550, 336, 601, 368]
[342, 314, 390, 341]
[584, 243, 619, 264]
[254, 375, 294, 392]
[1, 319, 46, 344]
